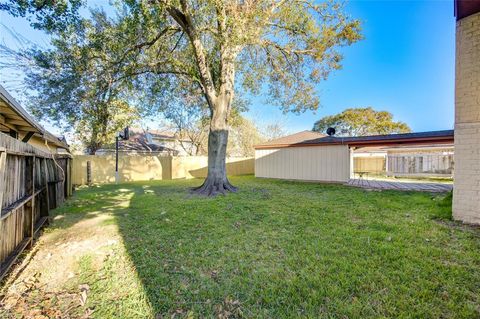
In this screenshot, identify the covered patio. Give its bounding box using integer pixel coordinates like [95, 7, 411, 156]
[346, 178, 453, 192]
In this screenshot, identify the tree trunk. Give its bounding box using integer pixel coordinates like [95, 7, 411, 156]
[192, 101, 237, 196]
[190, 43, 238, 196]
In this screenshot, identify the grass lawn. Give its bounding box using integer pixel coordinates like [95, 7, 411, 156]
[1, 176, 479, 318]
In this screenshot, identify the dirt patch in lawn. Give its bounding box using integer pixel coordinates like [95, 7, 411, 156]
[0, 212, 120, 318]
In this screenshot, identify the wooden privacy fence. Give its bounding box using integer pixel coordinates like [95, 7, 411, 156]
[72, 155, 254, 185]
[387, 154, 454, 177]
[0, 133, 72, 280]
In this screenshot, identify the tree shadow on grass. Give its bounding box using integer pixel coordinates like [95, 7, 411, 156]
[112, 178, 290, 318]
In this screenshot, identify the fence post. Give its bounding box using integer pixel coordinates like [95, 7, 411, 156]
[25, 156, 36, 247]
[43, 158, 50, 216]
[87, 160, 92, 185]
[0, 150, 6, 211]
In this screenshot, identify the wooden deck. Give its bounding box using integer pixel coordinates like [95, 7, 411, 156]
[346, 179, 453, 192]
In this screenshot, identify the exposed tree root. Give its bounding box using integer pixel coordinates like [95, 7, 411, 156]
[191, 177, 238, 196]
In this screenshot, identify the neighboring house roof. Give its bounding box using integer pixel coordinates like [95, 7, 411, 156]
[96, 131, 178, 154]
[255, 130, 454, 149]
[255, 130, 326, 148]
[0, 85, 69, 150]
[129, 128, 191, 143]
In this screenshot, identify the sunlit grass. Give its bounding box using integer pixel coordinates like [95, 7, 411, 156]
[50, 176, 478, 318]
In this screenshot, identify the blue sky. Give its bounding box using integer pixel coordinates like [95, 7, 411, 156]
[0, 0, 456, 135]
[248, 0, 456, 133]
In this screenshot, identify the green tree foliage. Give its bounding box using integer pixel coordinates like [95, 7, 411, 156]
[163, 103, 210, 155]
[312, 107, 411, 137]
[0, 0, 83, 32]
[227, 116, 265, 157]
[1, 10, 139, 154]
[2, 0, 362, 194]
[164, 100, 263, 157]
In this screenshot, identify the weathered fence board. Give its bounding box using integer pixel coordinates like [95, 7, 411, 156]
[0, 133, 71, 280]
[387, 154, 454, 177]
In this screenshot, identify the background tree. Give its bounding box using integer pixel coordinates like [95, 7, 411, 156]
[312, 107, 411, 137]
[164, 101, 264, 157]
[1, 0, 362, 195]
[163, 104, 210, 156]
[261, 120, 289, 141]
[74, 99, 138, 154]
[227, 115, 265, 157]
[0, 10, 139, 154]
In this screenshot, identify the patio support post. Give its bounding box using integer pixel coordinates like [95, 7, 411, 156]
[349, 147, 354, 179]
[385, 154, 390, 176]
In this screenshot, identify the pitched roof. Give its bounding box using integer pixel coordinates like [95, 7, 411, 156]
[0, 85, 69, 150]
[255, 130, 326, 148]
[96, 131, 178, 153]
[255, 130, 454, 149]
[129, 128, 191, 142]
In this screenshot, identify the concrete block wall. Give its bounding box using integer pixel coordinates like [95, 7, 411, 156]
[453, 11, 480, 224]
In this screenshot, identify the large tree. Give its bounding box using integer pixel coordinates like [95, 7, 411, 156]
[313, 107, 411, 137]
[2, 0, 362, 195]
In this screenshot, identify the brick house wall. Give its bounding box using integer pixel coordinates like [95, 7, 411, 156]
[453, 10, 480, 224]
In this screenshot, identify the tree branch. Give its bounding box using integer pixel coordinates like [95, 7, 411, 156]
[113, 26, 181, 67]
[163, 4, 218, 109]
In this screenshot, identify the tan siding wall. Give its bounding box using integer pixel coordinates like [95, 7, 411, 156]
[72, 155, 254, 185]
[453, 12, 480, 224]
[255, 145, 350, 182]
[17, 133, 59, 154]
[28, 137, 59, 154]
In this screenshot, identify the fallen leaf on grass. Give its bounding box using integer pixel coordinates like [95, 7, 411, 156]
[79, 284, 90, 306]
[79, 307, 94, 318]
[215, 297, 243, 319]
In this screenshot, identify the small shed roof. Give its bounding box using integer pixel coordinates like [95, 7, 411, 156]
[255, 130, 454, 149]
[255, 130, 326, 148]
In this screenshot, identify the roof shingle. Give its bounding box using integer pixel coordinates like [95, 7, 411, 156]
[255, 130, 326, 147]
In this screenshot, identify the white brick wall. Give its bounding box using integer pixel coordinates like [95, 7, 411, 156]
[453, 12, 480, 224]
